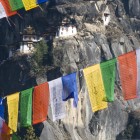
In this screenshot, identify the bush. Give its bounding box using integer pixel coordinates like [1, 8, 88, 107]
[23, 126, 39, 140]
[29, 39, 48, 76]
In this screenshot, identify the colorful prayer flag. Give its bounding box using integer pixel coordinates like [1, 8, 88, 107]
[118, 51, 137, 100]
[7, 93, 19, 134]
[0, 98, 4, 119]
[136, 49, 140, 97]
[33, 82, 50, 124]
[20, 88, 32, 127]
[1, 120, 10, 140]
[1, 122, 10, 140]
[49, 78, 66, 121]
[100, 59, 116, 102]
[0, 0, 17, 17]
[37, 0, 47, 4]
[0, 2, 7, 19]
[21, 0, 38, 11]
[8, 0, 24, 11]
[83, 64, 108, 112]
[62, 72, 78, 107]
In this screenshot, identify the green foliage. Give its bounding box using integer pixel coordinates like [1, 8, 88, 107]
[12, 133, 21, 140]
[23, 126, 39, 140]
[30, 39, 48, 76]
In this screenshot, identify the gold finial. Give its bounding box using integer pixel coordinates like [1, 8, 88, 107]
[23, 25, 35, 34]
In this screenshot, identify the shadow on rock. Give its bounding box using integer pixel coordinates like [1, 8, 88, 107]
[116, 110, 140, 140]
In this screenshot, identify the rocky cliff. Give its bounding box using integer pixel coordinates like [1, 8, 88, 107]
[0, 0, 140, 140]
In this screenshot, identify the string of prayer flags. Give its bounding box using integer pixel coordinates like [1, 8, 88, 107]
[136, 49, 140, 97]
[83, 64, 108, 112]
[33, 82, 50, 125]
[22, 0, 38, 11]
[0, 118, 10, 140]
[0, 2, 7, 19]
[49, 78, 66, 121]
[8, 0, 24, 11]
[20, 88, 32, 127]
[100, 59, 116, 102]
[7, 93, 19, 134]
[118, 51, 137, 100]
[0, 98, 4, 119]
[62, 72, 78, 107]
[37, 0, 47, 4]
[0, 0, 17, 17]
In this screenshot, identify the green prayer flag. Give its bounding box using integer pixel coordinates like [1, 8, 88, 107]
[8, 0, 24, 11]
[100, 58, 116, 102]
[20, 88, 32, 127]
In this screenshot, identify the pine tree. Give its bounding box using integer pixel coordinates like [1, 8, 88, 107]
[29, 39, 48, 76]
[23, 126, 39, 140]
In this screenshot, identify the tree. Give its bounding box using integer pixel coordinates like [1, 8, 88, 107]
[29, 39, 48, 76]
[23, 126, 39, 140]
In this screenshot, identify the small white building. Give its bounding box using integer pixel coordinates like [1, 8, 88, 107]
[9, 26, 42, 57]
[20, 42, 34, 54]
[56, 25, 77, 38]
[20, 26, 42, 54]
[102, 6, 111, 26]
[20, 36, 42, 54]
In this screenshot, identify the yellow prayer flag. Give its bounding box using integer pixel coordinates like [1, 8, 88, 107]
[22, 0, 38, 11]
[83, 64, 108, 112]
[7, 92, 19, 134]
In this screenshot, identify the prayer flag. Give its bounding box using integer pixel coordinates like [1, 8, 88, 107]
[49, 78, 66, 121]
[22, 0, 38, 11]
[0, 117, 3, 133]
[0, 117, 4, 140]
[0, 98, 4, 119]
[136, 49, 140, 97]
[0, 2, 7, 19]
[33, 82, 50, 125]
[37, 0, 47, 4]
[7, 93, 19, 134]
[83, 64, 108, 112]
[1, 122, 10, 140]
[0, 0, 17, 17]
[118, 51, 137, 100]
[100, 59, 116, 102]
[62, 72, 78, 107]
[1, 121, 10, 140]
[8, 0, 24, 11]
[20, 88, 32, 127]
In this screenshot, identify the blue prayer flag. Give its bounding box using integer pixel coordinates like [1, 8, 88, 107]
[62, 72, 78, 107]
[37, 0, 47, 4]
[0, 98, 4, 119]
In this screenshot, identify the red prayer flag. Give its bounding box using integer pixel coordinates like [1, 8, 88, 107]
[1, 121, 10, 140]
[33, 82, 50, 124]
[0, 0, 17, 17]
[118, 51, 137, 100]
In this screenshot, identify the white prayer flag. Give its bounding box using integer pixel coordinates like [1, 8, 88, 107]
[0, 117, 3, 130]
[0, 2, 7, 19]
[49, 78, 66, 121]
[136, 49, 140, 97]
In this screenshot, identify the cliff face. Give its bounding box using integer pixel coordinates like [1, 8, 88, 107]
[0, 0, 140, 140]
